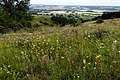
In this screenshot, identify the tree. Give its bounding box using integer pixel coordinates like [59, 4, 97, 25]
[69, 18, 77, 27]
[51, 15, 68, 26]
[0, 0, 32, 33]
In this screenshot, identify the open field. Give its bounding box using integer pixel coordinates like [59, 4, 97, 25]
[37, 11, 102, 20]
[0, 18, 120, 79]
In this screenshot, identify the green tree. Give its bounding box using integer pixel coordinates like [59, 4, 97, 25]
[69, 18, 77, 27]
[0, 0, 32, 33]
[51, 15, 68, 26]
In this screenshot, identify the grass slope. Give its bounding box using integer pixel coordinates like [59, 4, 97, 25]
[0, 18, 120, 80]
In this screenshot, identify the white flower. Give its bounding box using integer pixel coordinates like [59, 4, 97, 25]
[94, 67, 96, 70]
[113, 40, 117, 43]
[88, 35, 90, 38]
[83, 66, 85, 69]
[8, 65, 11, 68]
[7, 71, 10, 74]
[83, 59, 86, 64]
[118, 51, 120, 53]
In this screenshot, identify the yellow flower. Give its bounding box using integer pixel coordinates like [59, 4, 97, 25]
[95, 54, 101, 59]
[88, 63, 91, 65]
[61, 56, 64, 59]
[95, 62, 97, 65]
[21, 51, 24, 54]
[86, 56, 89, 58]
[50, 51, 52, 54]
[56, 40, 59, 43]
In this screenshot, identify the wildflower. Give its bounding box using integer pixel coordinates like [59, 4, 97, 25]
[83, 66, 85, 69]
[50, 51, 52, 54]
[94, 67, 96, 70]
[86, 56, 89, 58]
[26, 74, 30, 77]
[44, 39, 46, 42]
[118, 51, 120, 53]
[113, 40, 117, 43]
[51, 46, 54, 50]
[56, 40, 59, 43]
[77, 75, 80, 78]
[61, 56, 64, 59]
[21, 51, 24, 54]
[95, 62, 97, 65]
[83, 59, 86, 64]
[88, 63, 91, 65]
[7, 71, 10, 74]
[99, 43, 105, 48]
[69, 46, 71, 49]
[88, 35, 90, 38]
[8, 65, 11, 68]
[95, 54, 101, 59]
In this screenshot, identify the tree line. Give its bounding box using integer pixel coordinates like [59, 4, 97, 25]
[51, 15, 84, 27]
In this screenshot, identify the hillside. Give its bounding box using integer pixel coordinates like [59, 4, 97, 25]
[0, 18, 120, 79]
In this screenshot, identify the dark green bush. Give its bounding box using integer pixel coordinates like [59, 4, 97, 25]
[96, 18, 104, 23]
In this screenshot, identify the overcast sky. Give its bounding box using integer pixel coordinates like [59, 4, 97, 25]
[30, 0, 120, 6]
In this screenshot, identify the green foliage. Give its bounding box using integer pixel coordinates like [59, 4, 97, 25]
[0, 0, 32, 33]
[51, 15, 68, 26]
[51, 15, 83, 27]
[96, 18, 104, 24]
[32, 15, 54, 27]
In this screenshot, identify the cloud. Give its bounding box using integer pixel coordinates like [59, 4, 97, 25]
[30, 0, 120, 6]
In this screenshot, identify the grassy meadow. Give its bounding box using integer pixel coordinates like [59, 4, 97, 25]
[0, 18, 120, 80]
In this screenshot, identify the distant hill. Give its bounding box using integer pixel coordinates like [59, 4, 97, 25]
[30, 4, 120, 11]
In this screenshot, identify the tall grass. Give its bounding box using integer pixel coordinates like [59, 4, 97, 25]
[0, 20, 120, 80]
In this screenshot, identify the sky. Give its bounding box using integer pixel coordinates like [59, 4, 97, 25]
[30, 0, 120, 6]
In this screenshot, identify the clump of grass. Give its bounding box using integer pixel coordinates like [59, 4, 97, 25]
[92, 29, 109, 39]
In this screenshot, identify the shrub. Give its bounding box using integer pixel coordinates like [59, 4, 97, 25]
[96, 18, 104, 23]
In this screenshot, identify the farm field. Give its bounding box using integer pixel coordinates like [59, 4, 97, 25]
[0, 18, 120, 79]
[37, 11, 102, 20]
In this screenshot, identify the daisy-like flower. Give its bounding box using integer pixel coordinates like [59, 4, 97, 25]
[113, 40, 117, 43]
